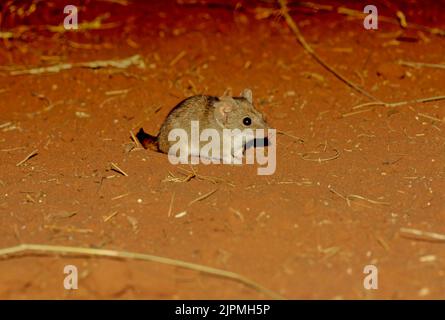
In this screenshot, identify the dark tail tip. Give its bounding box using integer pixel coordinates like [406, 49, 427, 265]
[135, 128, 158, 150]
[136, 128, 146, 140]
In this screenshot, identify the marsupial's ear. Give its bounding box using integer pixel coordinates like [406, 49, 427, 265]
[214, 98, 234, 126]
[221, 87, 232, 97]
[240, 88, 253, 104]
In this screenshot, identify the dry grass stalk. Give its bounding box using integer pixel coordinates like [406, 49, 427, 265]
[398, 60, 445, 70]
[10, 55, 145, 76]
[110, 162, 128, 177]
[352, 95, 445, 109]
[16, 149, 38, 167]
[400, 228, 445, 243]
[0, 243, 284, 299]
[278, 0, 378, 101]
[188, 189, 218, 206]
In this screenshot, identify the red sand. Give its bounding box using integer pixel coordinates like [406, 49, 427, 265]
[0, 0, 444, 299]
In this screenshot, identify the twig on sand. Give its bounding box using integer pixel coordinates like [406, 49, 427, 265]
[10, 55, 145, 76]
[278, 1, 445, 111]
[177, 167, 235, 186]
[164, 171, 195, 183]
[398, 60, 445, 70]
[169, 50, 187, 67]
[168, 192, 175, 217]
[188, 189, 218, 206]
[335, 6, 445, 36]
[346, 194, 390, 206]
[300, 148, 340, 163]
[16, 149, 38, 167]
[129, 130, 143, 149]
[46, 14, 119, 33]
[0, 243, 284, 299]
[342, 108, 372, 118]
[98, 0, 129, 6]
[399, 228, 445, 243]
[278, 0, 378, 101]
[277, 130, 304, 142]
[103, 211, 119, 222]
[278, 2, 442, 36]
[175, 211, 188, 218]
[417, 113, 444, 123]
[0, 14, 119, 40]
[352, 95, 445, 109]
[43, 225, 93, 234]
[328, 186, 390, 207]
[110, 162, 128, 177]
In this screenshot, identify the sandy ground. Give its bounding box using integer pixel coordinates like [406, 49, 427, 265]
[0, 0, 444, 299]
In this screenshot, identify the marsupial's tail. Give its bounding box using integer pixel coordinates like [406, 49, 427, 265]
[136, 128, 159, 151]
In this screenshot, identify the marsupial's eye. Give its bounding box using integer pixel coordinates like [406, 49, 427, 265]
[243, 117, 252, 126]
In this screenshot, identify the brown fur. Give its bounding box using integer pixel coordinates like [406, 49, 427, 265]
[136, 89, 268, 155]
